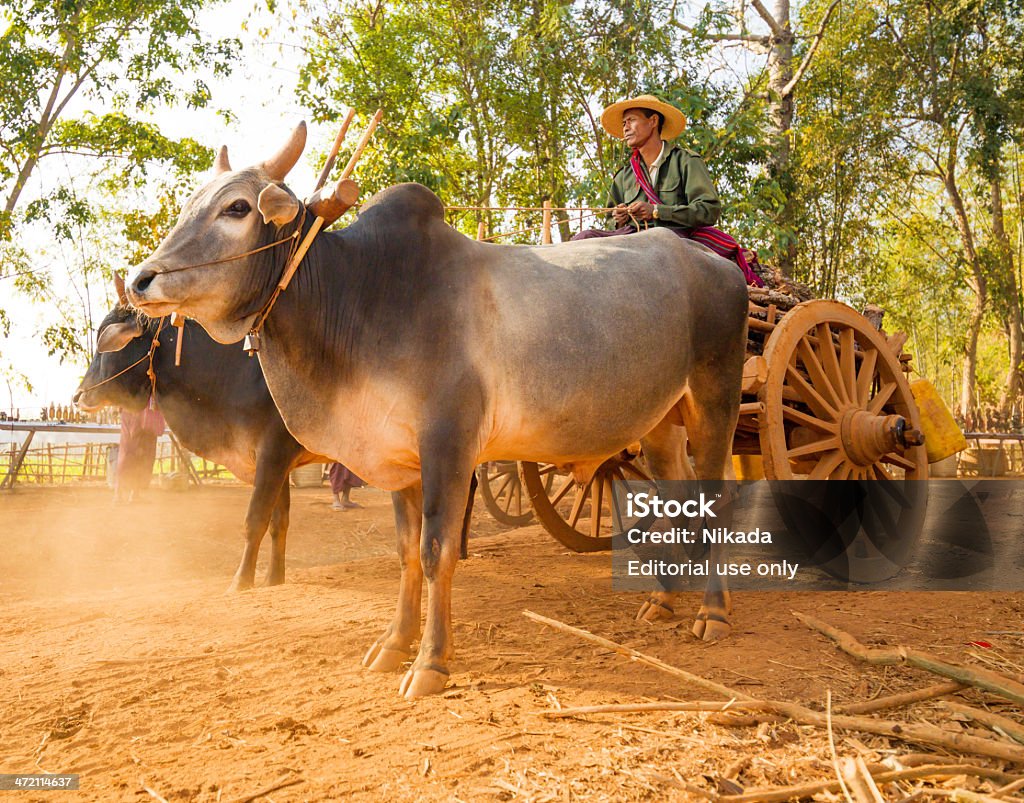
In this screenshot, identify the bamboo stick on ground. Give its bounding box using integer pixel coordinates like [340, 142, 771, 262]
[522, 610, 756, 702]
[793, 611, 1024, 706]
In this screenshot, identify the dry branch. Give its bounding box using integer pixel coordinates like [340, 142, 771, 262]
[793, 611, 1024, 706]
[837, 682, 966, 715]
[525, 610, 1024, 763]
[231, 775, 303, 803]
[942, 702, 1024, 745]
[716, 766, 1024, 803]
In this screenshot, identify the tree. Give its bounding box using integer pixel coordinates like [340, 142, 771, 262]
[0, 0, 239, 237]
[670, 0, 842, 272]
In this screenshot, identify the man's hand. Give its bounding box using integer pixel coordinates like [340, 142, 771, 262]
[626, 201, 656, 222]
[611, 203, 631, 226]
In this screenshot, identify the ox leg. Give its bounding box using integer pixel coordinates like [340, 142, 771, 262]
[263, 482, 291, 586]
[227, 451, 295, 593]
[681, 384, 740, 642]
[399, 452, 475, 699]
[363, 486, 424, 673]
[636, 417, 694, 623]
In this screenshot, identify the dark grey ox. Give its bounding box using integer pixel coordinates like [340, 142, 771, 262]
[75, 283, 319, 591]
[127, 123, 749, 698]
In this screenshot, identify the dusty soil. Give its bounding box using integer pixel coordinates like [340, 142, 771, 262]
[1, 483, 1022, 802]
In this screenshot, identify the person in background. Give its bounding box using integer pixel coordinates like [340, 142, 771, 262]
[574, 93, 763, 287]
[329, 462, 365, 510]
[114, 400, 165, 503]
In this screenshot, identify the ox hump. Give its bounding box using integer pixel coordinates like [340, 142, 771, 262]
[359, 183, 445, 224]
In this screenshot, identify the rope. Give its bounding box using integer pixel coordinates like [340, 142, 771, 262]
[77, 316, 169, 398]
[149, 231, 301, 276]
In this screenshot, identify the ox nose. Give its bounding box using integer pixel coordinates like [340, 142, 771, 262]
[131, 269, 157, 296]
[71, 389, 82, 405]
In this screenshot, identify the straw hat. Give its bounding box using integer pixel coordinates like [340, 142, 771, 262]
[601, 94, 687, 141]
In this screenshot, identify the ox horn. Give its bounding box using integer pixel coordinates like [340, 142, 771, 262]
[261, 121, 307, 181]
[114, 272, 127, 305]
[213, 145, 232, 175]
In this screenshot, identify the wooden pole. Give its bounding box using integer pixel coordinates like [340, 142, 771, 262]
[542, 199, 552, 244]
[476, 220, 486, 241]
[313, 108, 357, 192]
[2, 430, 34, 489]
[340, 109, 383, 181]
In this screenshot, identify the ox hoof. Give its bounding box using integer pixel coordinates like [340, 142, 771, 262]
[262, 572, 285, 587]
[225, 576, 254, 594]
[692, 616, 731, 641]
[636, 597, 674, 622]
[362, 642, 411, 673]
[399, 666, 449, 699]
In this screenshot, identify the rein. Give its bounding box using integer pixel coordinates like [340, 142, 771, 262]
[147, 231, 302, 276]
[78, 315, 169, 400]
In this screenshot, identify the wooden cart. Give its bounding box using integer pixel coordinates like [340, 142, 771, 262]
[510, 290, 930, 558]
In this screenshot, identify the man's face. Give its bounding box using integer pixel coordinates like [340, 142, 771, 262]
[621, 109, 659, 148]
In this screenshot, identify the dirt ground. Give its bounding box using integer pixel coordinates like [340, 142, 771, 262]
[1, 482, 1022, 802]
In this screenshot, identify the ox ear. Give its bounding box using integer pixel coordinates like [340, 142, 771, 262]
[213, 145, 232, 176]
[261, 121, 307, 181]
[257, 184, 300, 226]
[97, 320, 144, 353]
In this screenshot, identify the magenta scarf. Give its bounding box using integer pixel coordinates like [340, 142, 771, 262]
[630, 150, 764, 287]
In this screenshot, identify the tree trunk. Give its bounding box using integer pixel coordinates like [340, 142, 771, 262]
[766, 0, 797, 274]
[991, 177, 1023, 419]
[942, 162, 986, 424]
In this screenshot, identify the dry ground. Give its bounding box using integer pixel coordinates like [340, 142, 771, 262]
[1, 483, 1022, 801]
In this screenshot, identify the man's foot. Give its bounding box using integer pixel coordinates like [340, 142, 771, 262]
[331, 501, 345, 511]
[343, 500, 363, 509]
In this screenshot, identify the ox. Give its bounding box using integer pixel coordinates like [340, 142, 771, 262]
[75, 282, 318, 592]
[127, 123, 749, 698]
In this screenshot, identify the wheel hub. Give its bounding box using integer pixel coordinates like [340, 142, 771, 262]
[839, 409, 907, 467]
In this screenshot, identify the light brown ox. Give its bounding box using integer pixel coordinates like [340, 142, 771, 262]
[127, 123, 749, 698]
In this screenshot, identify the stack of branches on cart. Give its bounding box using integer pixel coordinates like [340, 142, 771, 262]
[525, 610, 1024, 802]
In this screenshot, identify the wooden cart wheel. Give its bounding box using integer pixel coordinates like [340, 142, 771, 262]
[476, 461, 537, 527]
[519, 454, 656, 552]
[758, 300, 928, 581]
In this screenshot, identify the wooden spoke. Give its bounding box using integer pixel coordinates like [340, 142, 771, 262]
[493, 472, 515, 503]
[808, 450, 844, 479]
[882, 452, 918, 472]
[832, 461, 854, 480]
[568, 483, 589, 529]
[620, 461, 655, 483]
[549, 474, 576, 507]
[854, 348, 879, 407]
[608, 476, 625, 532]
[796, 338, 843, 412]
[867, 381, 897, 415]
[781, 404, 839, 434]
[590, 476, 604, 539]
[839, 327, 857, 403]
[814, 322, 849, 405]
[872, 464, 894, 481]
[785, 362, 838, 422]
[787, 436, 839, 459]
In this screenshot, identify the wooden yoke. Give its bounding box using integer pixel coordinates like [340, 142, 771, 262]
[278, 109, 384, 293]
[303, 108, 382, 227]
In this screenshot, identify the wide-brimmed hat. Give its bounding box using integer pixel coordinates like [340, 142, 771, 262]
[601, 94, 687, 140]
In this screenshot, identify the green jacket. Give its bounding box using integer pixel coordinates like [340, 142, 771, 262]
[605, 144, 721, 229]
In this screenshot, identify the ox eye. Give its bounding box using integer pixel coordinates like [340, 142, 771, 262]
[223, 199, 251, 217]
